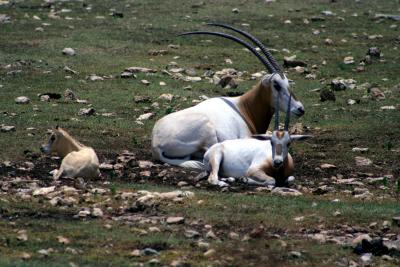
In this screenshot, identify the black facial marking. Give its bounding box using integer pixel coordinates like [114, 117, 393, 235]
[274, 81, 281, 91]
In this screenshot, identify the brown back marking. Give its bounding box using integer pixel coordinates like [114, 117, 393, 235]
[237, 81, 274, 134]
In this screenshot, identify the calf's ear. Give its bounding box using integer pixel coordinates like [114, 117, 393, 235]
[252, 134, 272, 141]
[291, 135, 313, 141]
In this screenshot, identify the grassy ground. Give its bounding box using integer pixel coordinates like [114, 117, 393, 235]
[1, 0, 400, 266]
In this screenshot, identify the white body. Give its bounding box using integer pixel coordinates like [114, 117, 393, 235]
[152, 97, 250, 169]
[55, 147, 100, 179]
[203, 138, 294, 187]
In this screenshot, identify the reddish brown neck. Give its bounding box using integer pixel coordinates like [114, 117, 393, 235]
[237, 81, 274, 134]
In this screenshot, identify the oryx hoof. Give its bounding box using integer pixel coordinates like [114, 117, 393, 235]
[217, 181, 229, 188]
[227, 177, 236, 183]
[286, 176, 295, 186]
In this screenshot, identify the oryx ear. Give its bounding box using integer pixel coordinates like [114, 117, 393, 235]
[252, 134, 272, 141]
[291, 135, 313, 141]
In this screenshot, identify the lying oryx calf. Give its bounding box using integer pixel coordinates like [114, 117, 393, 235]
[203, 95, 311, 187]
[40, 127, 100, 180]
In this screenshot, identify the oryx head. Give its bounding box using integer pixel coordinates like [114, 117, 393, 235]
[179, 23, 305, 118]
[40, 126, 62, 154]
[253, 94, 311, 169]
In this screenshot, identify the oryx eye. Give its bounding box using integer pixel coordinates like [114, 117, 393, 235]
[50, 135, 55, 141]
[274, 82, 281, 91]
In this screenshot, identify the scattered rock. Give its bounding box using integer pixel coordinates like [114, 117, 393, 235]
[91, 208, 103, 217]
[33, 186, 55, 196]
[347, 99, 356, 105]
[331, 78, 356, 91]
[374, 13, 400, 21]
[289, 251, 302, 258]
[1, 125, 16, 132]
[15, 96, 30, 104]
[64, 66, 78, 75]
[57, 236, 71, 245]
[184, 229, 200, 238]
[130, 249, 141, 257]
[37, 248, 53, 257]
[138, 160, 154, 168]
[141, 80, 150, 85]
[134, 95, 151, 103]
[204, 249, 216, 257]
[367, 47, 381, 58]
[17, 230, 28, 242]
[360, 253, 372, 264]
[271, 187, 302, 197]
[87, 74, 104, 81]
[343, 56, 354, 64]
[380, 106, 396, 110]
[283, 56, 307, 68]
[148, 49, 168, 56]
[20, 252, 31, 260]
[320, 163, 336, 169]
[125, 67, 157, 73]
[206, 230, 217, 239]
[355, 156, 372, 166]
[120, 71, 136, 79]
[166, 217, 185, 224]
[64, 89, 77, 101]
[218, 75, 238, 89]
[78, 107, 96, 116]
[352, 147, 369, 153]
[136, 113, 154, 121]
[369, 87, 385, 100]
[310, 16, 325, 22]
[62, 47, 76, 56]
[0, 14, 11, 24]
[324, 38, 334, 45]
[38, 93, 61, 101]
[320, 89, 335, 102]
[141, 248, 159, 256]
[158, 93, 173, 101]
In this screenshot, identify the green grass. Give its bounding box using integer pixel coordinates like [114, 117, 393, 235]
[1, 0, 400, 265]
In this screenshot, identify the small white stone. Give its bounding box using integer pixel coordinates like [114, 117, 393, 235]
[62, 47, 76, 56]
[15, 96, 30, 104]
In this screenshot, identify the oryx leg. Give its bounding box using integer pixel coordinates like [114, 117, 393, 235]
[245, 167, 276, 186]
[53, 167, 64, 180]
[205, 149, 228, 187]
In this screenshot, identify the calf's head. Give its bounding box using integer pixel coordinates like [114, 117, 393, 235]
[253, 94, 311, 168]
[40, 126, 72, 157]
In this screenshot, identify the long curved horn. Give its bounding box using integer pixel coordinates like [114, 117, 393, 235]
[179, 31, 276, 73]
[207, 23, 283, 75]
[274, 92, 280, 131]
[284, 94, 292, 131]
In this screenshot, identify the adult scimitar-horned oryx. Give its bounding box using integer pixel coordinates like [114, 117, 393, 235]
[152, 23, 305, 169]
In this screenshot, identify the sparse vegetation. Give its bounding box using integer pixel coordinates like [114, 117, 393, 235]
[0, 0, 400, 266]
